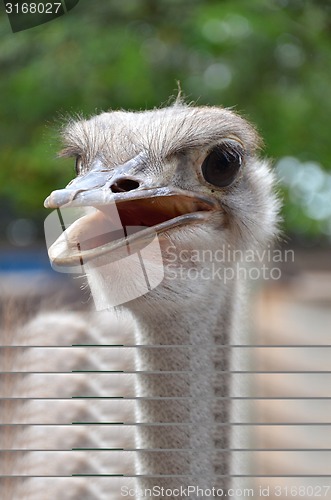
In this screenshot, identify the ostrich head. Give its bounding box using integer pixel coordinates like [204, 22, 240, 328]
[45, 100, 279, 314]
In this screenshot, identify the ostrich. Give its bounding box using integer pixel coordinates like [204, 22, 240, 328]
[1, 307, 137, 499]
[43, 98, 279, 497]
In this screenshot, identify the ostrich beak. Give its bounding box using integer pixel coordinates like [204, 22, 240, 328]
[44, 157, 217, 267]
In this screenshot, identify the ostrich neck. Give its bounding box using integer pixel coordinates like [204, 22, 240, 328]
[132, 279, 238, 496]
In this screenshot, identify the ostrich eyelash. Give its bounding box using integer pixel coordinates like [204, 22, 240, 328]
[75, 156, 84, 175]
[57, 146, 83, 159]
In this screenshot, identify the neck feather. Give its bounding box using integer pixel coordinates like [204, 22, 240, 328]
[130, 278, 239, 495]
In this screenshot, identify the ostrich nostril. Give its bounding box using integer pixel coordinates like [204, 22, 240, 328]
[110, 178, 140, 193]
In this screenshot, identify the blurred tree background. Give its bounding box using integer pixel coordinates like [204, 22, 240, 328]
[0, 0, 331, 246]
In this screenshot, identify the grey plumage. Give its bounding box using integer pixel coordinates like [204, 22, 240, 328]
[3, 100, 280, 498]
[52, 100, 279, 495]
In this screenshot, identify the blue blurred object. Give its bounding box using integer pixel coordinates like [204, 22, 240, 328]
[0, 247, 52, 273]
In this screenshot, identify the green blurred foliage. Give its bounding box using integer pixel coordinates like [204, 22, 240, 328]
[0, 0, 330, 240]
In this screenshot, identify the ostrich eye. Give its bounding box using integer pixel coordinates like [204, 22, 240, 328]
[75, 156, 83, 175]
[201, 145, 243, 188]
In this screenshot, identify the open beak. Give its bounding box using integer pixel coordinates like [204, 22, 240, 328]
[44, 162, 217, 267]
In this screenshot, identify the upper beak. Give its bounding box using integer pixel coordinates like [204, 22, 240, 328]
[44, 169, 111, 208]
[44, 154, 151, 209]
[44, 156, 218, 266]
